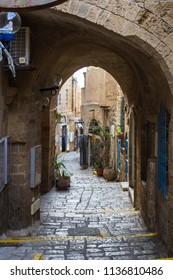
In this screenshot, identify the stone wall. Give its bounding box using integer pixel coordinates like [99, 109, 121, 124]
[56, 76, 82, 153]
[81, 67, 123, 133]
[134, 103, 173, 254]
[81, 67, 126, 172]
[0, 68, 45, 234]
[0, 0, 68, 10]
[6, 71, 42, 231]
[0, 71, 9, 235]
[0, 187, 9, 236]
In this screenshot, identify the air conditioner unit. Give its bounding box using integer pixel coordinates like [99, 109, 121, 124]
[10, 27, 30, 66]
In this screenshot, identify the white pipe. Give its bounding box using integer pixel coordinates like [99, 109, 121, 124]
[0, 41, 16, 78]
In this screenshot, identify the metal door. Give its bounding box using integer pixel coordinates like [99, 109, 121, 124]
[126, 135, 128, 181]
[158, 105, 169, 197]
[80, 135, 88, 167]
[117, 138, 121, 171]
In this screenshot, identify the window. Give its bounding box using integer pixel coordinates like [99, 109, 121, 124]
[58, 94, 61, 105]
[66, 89, 68, 105]
[141, 122, 155, 182]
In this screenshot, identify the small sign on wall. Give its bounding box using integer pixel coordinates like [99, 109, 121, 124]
[0, 136, 11, 192]
[30, 145, 42, 188]
[4, 136, 11, 184]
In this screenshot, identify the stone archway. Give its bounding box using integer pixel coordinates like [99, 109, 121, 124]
[1, 0, 173, 253]
[54, 0, 173, 94]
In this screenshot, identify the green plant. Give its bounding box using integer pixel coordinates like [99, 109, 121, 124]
[55, 113, 63, 125]
[54, 157, 73, 177]
[90, 125, 111, 167]
[104, 164, 113, 169]
[116, 125, 123, 135]
[93, 161, 104, 169]
[90, 125, 110, 138]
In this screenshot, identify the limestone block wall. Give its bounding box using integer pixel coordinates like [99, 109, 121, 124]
[156, 115, 173, 253]
[119, 147, 126, 182]
[1, 70, 44, 233]
[0, 187, 8, 236]
[81, 67, 124, 131]
[134, 102, 173, 254]
[0, 0, 68, 10]
[56, 76, 82, 153]
[84, 67, 106, 104]
[0, 71, 9, 235]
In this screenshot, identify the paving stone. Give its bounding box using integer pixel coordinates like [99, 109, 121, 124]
[86, 252, 105, 257]
[68, 227, 100, 236]
[44, 255, 65, 260]
[66, 254, 85, 260]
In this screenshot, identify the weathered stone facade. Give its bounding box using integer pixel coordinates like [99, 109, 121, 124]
[81, 67, 123, 131]
[0, 0, 68, 10]
[81, 66, 124, 170]
[56, 76, 82, 153]
[0, 0, 173, 255]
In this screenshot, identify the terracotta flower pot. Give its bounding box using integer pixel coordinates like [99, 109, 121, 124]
[56, 176, 70, 190]
[95, 168, 103, 177]
[103, 168, 116, 181]
[117, 133, 124, 139]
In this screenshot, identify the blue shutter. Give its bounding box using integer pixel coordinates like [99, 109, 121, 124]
[126, 135, 128, 181]
[117, 138, 121, 171]
[158, 105, 169, 197]
[120, 96, 125, 133]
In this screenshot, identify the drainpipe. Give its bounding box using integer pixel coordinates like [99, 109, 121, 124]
[0, 41, 16, 78]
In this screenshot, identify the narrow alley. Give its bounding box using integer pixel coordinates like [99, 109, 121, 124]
[0, 152, 167, 260]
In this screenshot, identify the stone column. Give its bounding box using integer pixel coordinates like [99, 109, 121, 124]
[6, 72, 41, 232]
[41, 97, 56, 193]
[8, 111, 32, 230]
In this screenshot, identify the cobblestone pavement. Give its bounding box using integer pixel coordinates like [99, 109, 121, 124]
[0, 152, 168, 260]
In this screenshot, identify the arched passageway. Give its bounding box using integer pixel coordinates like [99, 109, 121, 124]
[1, 0, 173, 255]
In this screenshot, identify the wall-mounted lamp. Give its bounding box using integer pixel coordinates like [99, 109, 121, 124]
[39, 74, 62, 96]
[0, 12, 21, 41]
[40, 85, 60, 96]
[0, 12, 21, 78]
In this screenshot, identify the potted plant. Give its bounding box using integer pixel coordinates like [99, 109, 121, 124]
[116, 125, 124, 139]
[54, 158, 72, 190]
[90, 124, 111, 169]
[55, 112, 63, 124]
[93, 161, 104, 176]
[103, 165, 116, 181]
